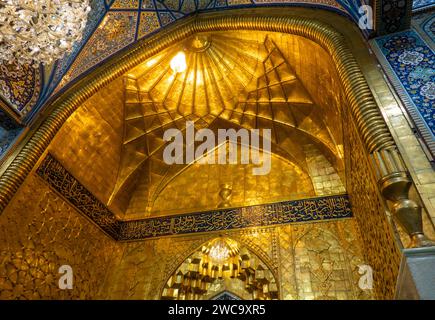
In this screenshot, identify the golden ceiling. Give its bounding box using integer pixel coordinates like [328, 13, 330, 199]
[49, 30, 347, 219]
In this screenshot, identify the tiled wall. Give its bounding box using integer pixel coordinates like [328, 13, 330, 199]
[372, 11, 435, 156]
[0, 110, 22, 159]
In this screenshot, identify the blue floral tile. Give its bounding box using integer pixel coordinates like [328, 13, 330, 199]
[0, 110, 22, 158]
[374, 30, 435, 152]
[413, 0, 435, 11]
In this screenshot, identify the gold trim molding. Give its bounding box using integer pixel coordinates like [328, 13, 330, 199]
[0, 10, 431, 246]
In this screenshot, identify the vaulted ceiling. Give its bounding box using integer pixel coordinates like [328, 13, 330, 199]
[48, 29, 347, 218]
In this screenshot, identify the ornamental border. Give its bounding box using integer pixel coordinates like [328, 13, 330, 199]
[371, 31, 435, 158]
[36, 153, 353, 241]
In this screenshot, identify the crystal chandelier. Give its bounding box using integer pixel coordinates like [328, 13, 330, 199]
[0, 0, 91, 66]
[209, 239, 230, 264]
[207, 237, 239, 264]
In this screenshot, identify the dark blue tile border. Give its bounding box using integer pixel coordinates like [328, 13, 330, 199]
[36, 153, 353, 241]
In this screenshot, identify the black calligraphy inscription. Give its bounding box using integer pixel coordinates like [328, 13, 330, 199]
[37, 154, 353, 241]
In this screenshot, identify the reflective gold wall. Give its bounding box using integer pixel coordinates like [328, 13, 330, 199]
[343, 108, 402, 300]
[48, 77, 125, 216]
[139, 150, 316, 218]
[47, 30, 346, 219]
[0, 172, 122, 299]
[0, 168, 370, 300]
[2, 10, 432, 301]
[99, 220, 371, 300]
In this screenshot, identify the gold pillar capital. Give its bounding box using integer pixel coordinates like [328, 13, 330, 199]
[372, 150, 434, 248]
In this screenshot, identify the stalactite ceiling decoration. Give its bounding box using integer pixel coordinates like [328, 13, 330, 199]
[48, 29, 346, 219]
[108, 32, 345, 217]
[161, 237, 279, 300]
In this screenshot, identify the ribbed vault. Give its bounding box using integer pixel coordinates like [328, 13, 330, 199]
[105, 31, 344, 217]
[47, 28, 346, 219]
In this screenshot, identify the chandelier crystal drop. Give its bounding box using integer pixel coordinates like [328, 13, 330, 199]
[0, 0, 91, 67]
[208, 238, 231, 264]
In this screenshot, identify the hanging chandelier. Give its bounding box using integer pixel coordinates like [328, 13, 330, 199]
[0, 0, 91, 67]
[209, 240, 230, 264]
[206, 237, 239, 265]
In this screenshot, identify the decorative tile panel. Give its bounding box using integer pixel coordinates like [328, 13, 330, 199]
[111, 0, 140, 9]
[0, 62, 41, 116]
[373, 29, 435, 156]
[0, 109, 22, 159]
[56, 11, 138, 91]
[138, 12, 161, 39]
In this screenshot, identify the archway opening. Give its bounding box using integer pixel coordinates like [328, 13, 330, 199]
[161, 237, 279, 300]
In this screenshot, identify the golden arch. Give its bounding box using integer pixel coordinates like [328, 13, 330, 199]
[159, 236, 280, 300]
[0, 8, 399, 213]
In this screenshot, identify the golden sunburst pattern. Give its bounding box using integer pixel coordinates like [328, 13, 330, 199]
[108, 31, 344, 217]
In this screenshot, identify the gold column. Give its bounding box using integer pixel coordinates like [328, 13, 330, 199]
[372, 149, 434, 247]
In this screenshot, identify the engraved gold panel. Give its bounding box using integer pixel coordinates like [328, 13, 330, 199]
[0, 173, 121, 299]
[100, 220, 372, 300]
[344, 109, 402, 299]
[0, 170, 371, 300]
[49, 77, 125, 215]
[134, 150, 315, 218]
